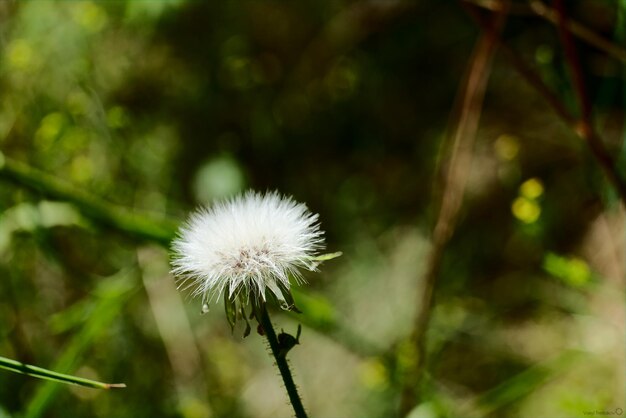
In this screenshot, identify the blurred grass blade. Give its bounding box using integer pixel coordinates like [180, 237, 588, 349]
[476, 350, 583, 414]
[0, 152, 177, 246]
[24, 272, 136, 418]
[0, 356, 125, 389]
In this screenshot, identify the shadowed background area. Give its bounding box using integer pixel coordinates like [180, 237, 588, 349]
[0, 0, 624, 417]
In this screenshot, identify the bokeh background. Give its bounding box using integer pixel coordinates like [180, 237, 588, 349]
[0, 0, 624, 417]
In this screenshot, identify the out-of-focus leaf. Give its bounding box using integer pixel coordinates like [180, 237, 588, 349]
[0, 152, 177, 246]
[24, 271, 136, 418]
[543, 252, 592, 288]
[476, 350, 583, 414]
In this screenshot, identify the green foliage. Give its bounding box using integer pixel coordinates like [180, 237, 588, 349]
[0, 0, 623, 417]
[543, 253, 592, 288]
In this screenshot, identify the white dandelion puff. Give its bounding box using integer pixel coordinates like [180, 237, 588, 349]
[170, 190, 325, 310]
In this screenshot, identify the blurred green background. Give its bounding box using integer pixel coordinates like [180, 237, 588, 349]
[0, 0, 624, 417]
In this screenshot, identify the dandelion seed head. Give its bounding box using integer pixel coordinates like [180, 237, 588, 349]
[171, 190, 325, 308]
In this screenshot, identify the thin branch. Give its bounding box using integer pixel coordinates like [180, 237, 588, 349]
[462, 0, 626, 63]
[397, 3, 509, 415]
[463, 2, 575, 126]
[553, 0, 591, 121]
[553, 0, 626, 203]
[464, 2, 626, 204]
[531, 0, 626, 63]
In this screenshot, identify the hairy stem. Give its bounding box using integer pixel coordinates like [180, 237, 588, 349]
[258, 303, 308, 418]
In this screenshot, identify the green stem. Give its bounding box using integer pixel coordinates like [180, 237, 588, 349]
[0, 356, 125, 389]
[0, 152, 176, 246]
[258, 304, 308, 418]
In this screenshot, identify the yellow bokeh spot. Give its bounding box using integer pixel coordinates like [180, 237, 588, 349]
[72, 2, 107, 33]
[7, 39, 33, 70]
[520, 178, 544, 199]
[179, 395, 212, 418]
[60, 127, 89, 151]
[567, 258, 591, 287]
[494, 134, 520, 161]
[359, 358, 389, 390]
[70, 155, 94, 184]
[221, 56, 252, 90]
[396, 339, 418, 373]
[325, 58, 359, 100]
[535, 45, 554, 65]
[35, 113, 66, 149]
[66, 90, 91, 116]
[106, 106, 128, 129]
[512, 197, 541, 224]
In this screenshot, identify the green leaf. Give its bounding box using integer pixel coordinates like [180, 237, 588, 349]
[476, 350, 582, 413]
[543, 252, 592, 288]
[309, 251, 343, 262]
[241, 306, 251, 338]
[278, 281, 301, 313]
[224, 288, 237, 333]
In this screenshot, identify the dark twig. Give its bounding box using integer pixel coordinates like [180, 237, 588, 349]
[463, 3, 576, 126]
[553, 0, 626, 203]
[462, 0, 626, 63]
[464, 2, 626, 204]
[397, 3, 509, 415]
[553, 0, 591, 122]
[531, 0, 626, 63]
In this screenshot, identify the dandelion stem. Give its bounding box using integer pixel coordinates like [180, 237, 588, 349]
[258, 303, 308, 418]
